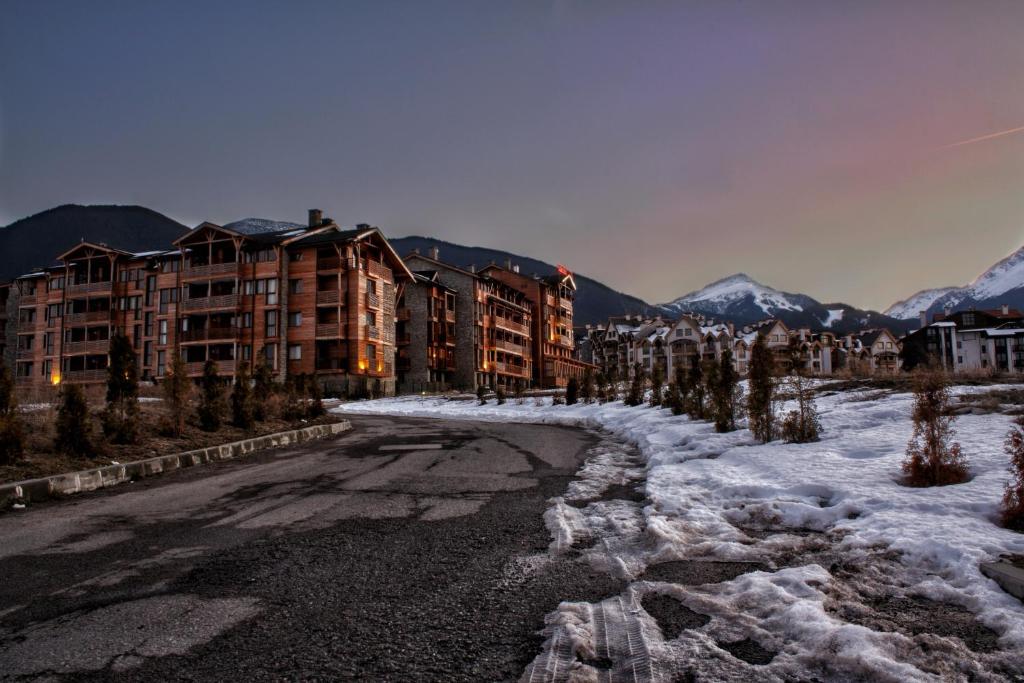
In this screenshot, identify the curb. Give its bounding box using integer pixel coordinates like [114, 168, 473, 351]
[0, 420, 352, 508]
[981, 560, 1024, 601]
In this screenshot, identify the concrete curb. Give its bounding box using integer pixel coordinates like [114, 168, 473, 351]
[0, 420, 352, 508]
[981, 560, 1024, 601]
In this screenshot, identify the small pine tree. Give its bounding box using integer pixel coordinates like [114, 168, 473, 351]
[102, 333, 140, 444]
[780, 372, 822, 443]
[606, 366, 620, 403]
[477, 384, 488, 405]
[231, 364, 255, 429]
[55, 383, 93, 457]
[649, 366, 664, 408]
[902, 369, 969, 487]
[595, 371, 609, 404]
[197, 360, 227, 432]
[0, 360, 26, 464]
[307, 375, 326, 418]
[565, 377, 579, 405]
[747, 335, 777, 443]
[674, 365, 691, 409]
[1002, 417, 1024, 531]
[252, 352, 276, 421]
[282, 374, 305, 420]
[711, 350, 739, 433]
[624, 364, 646, 407]
[580, 369, 595, 404]
[163, 350, 191, 436]
[665, 382, 685, 416]
[687, 358, 705, 419]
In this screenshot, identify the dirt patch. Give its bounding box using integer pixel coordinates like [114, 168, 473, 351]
[643, 560, 769, 586]
[641, 592, 710, 639]
[834, 595, 1000, 654]
[718, 637, 776, 665]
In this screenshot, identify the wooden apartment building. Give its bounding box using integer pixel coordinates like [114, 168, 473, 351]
[5, 210, 412, 396]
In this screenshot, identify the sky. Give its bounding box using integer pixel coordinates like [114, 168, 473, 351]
[1, 1, 1023, 311]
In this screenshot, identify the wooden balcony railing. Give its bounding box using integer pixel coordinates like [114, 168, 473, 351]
[185, 360, 236, 375]
[365, 325, 380, 341]
[316, 323, 341, 338]
[179, 327, 239, 343]
[492, 361, 529, 378]
[183, 262, 238, 278]
[183, 294, 239, 311]
[63, 339, 110, 354]
[316, 289, 340, 305]
[64, 369, 108, 383]
[490, 315, 529, 336]
[16, 348, 35, 359]
[67, 281, 113, 295]
[65, 310, 112, 324]
[366, 291, 381, 309]
[494, 339, 527, 354]
[317, 256, 342, 270]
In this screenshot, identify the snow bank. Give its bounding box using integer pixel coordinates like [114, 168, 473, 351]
[336, 386, 1024, 677]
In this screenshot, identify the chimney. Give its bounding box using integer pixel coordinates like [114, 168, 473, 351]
[469, 263, 476, 273]
[413, 247, 420, 254]
[1003, 304, 1010, 316]
[513, 265, 520, 274]
[919, 310, 927, 329]
[308, 209, 323, 227]
[505, 258, 512, 270]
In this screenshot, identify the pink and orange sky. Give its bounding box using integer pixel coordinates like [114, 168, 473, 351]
[1, 1, 1023, 310]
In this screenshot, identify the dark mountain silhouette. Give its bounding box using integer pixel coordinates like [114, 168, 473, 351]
[0, 204, 189, 281]
[388, 236, 661, 325]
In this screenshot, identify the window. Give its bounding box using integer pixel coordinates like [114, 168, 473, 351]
[145, 312, 154, 336]
[241, 312, 253, 329]
[266, 278, 278, 305]
[144, 341, 152, 367]
[289, 279, 303, 295]
[266, 310, 278, 337]
[288, 311, 302, 328]
[366, 344, 376, 363]
[367, 279, 377, 295]
[264, 344, 277, 369]
[158, 319, 168, 345]
[288, 344, 302, 360]
[289, 251, 304, 262]
[16, 363, 32, 378]
[160, 259, 180, 273]
[366, 311, 376, 328]
[49, 276, 64, 291]
[156, 350, 166, 376]
[958, 356, 963, 364]
[19, 308, 36, 324]
[158, 288, 178, 314]
[244, 280, 255, 296]
[242, 344, 252, 361]
[133, 324, 141, 350]
[46, 304, 61, 321]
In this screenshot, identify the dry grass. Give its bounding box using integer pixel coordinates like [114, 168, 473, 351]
[1, 398, 343, 485]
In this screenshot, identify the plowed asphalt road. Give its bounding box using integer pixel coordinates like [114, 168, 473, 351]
[0, 415, 624, 682]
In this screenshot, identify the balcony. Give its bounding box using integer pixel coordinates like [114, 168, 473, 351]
[365, 325, 380, 340]
[316, 323, 341, 338]
[490, 315, 529, 336]
[64, 369, 107, 383]
[183, 294, 239, 311]
[66, 281, 113, 295]
[16, 347, 35, 359]
[317, 256, 341, 271]
[63, 339, 110, 355]
[65, 310, 111, 324]
[179, 327, 239, 343]
[183, 262, 238, 279]
[185, 359, 236, 375]
[366, 291, 381, 309]
[494, 339, 527, 355]
[445, 309, 456, 323]
[366, 260, 392, 281]
[316, 289, 340, 305]
[492, 361, 529, 378]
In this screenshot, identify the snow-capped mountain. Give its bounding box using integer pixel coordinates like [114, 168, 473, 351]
[884, 245, 1024, 320]
[660, 273, 911, 333]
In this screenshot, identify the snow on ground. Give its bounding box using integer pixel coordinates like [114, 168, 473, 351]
[337, 386, 1024, 680]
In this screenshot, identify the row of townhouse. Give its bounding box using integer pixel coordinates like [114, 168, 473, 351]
[579, 314, 902, 378]
[396, 247, 594, 392]
[1, 210, 413, 396]
[900, 306, 1024, 374]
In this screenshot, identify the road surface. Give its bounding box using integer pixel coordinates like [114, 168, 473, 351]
[0, 415, 623, 681]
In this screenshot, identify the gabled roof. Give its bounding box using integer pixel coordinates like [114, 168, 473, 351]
[57, 241, 134, 261]
[404, 251, 479, 278]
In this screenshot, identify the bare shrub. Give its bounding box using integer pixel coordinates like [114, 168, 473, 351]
[902, 369, 969, 487]
[1002, 417, 1024, 531]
